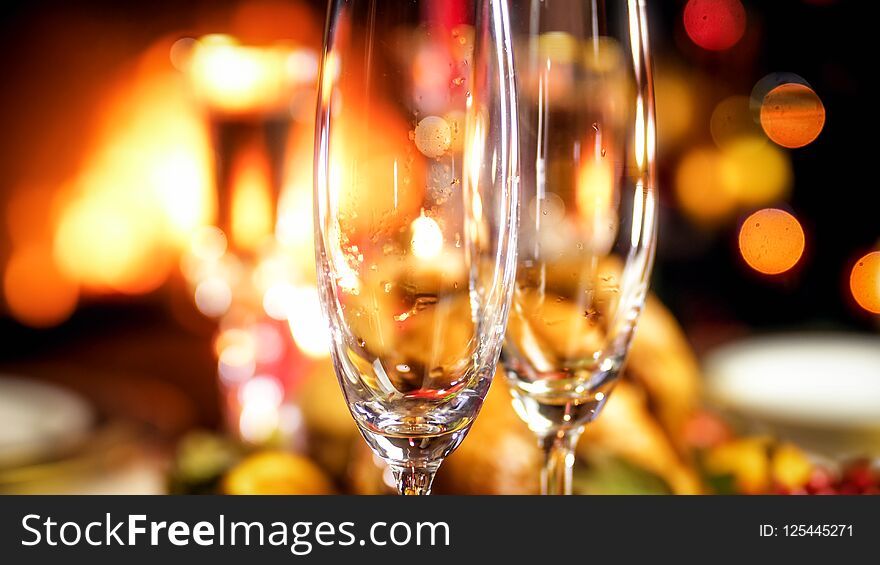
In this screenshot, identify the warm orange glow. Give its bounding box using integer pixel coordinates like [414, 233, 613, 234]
[54, 193, 173, 293]
[186, 35, 316, 116]
[6, 186, 55, 247]
[850, 251, 880, 314]
[230, 146, 275, 254]
[327, 105, 425, 235]
[576, 159, 615, 215]
[3, 244, 79, 328]
[51, 41, 214, 295]
[675, 147, 737, 224]
[760, 83, 826, 149]
[738, 208, 805, 275]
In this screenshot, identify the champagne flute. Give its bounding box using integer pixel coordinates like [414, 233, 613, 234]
[314, 0, 519, 495]
[502, 0, 658, 495]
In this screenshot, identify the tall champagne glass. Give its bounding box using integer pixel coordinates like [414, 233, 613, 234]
[314, 0, 519, 495]
[502, 0, 658, 495]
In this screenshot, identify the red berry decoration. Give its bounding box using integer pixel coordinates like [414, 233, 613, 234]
[843, 460, 874, 492]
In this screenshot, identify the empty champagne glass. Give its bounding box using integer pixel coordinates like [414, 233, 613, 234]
[502, 0, 658, 494]
[314, 0, 519, 495]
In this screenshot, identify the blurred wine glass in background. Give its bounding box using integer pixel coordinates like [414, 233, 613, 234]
[176, 34, 320, 447]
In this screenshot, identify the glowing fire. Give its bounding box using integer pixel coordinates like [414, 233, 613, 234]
[51, 45, 214, 296]
[230, 144, 275, 254]
[185, 34, 318, 116]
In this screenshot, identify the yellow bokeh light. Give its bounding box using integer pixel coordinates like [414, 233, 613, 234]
[3, 244, 79, 328]
[654, 68, 697, 148]
[674, 147, 737, 225]
[760, 83, 826, 149]
[850, 251, 880, 314]
[738, 208, 805, 275]
[720, 136, 792, 207]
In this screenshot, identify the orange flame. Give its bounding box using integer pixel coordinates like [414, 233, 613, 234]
[230, 144, 275, 254]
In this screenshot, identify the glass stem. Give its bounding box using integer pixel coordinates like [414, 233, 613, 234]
[391, 465, 437, 496]
[539, 428, 582, 495]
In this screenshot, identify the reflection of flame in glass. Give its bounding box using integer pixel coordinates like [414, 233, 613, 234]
[411, 214, 444, 260]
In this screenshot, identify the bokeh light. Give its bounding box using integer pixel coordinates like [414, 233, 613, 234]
[654, 66, 698, 148]
[850, 251, 880, 314]
[720, 136, 792, 207]
[738, 209, 805, 275]
[683, 0, 746, 51]
[760, 83, 826, 148]
[749, 72, 810, 119]
[194, 276, 233, 317]
[675, 147, 737, 225]
[3, 244, 79, 327]
[710, 96, 763, 148]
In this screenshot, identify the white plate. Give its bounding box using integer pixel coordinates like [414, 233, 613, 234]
[0, 376, 94, 468]
[705, 334, 880, 429]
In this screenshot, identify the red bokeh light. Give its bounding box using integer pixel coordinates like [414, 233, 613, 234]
[684, 0, 746, 51]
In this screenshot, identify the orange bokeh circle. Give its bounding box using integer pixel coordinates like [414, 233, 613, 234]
[850, 251, 880, 314]
[760, 83, 825, 148]
[738, 208, 805, 275]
